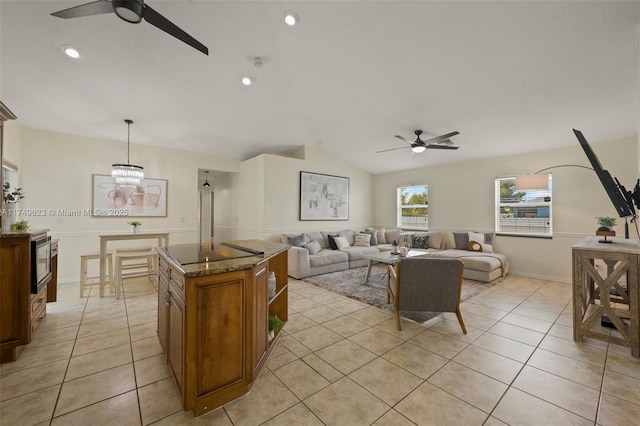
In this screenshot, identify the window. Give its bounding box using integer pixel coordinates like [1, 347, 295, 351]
[397, 185, 428, 230]
[495, 176, 552, 236]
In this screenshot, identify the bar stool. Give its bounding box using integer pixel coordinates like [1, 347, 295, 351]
[80, 252, 114, 297]
[114, 247, 158, 299]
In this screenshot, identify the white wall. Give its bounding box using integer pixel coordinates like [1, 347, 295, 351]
[19, 127, 241, 283]
[260, 145, 375, 242]
[374, 137, 637, 282]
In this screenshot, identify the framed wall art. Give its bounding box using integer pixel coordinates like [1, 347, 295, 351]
[300, 171, 349, 221]
[92, 174, 168, 217]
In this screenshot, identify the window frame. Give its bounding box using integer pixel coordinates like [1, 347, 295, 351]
[397, 184, 429, 230]
[495, 176, 553, 237]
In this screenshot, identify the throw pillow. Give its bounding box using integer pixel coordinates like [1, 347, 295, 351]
[468, 231, 484, 245]
[469, 231, 494, 252]
[376, 228, 387, 244]
[385, 229, 401, 245]
[327, 234, 339, 250]
[286, 233, 308, 247]
[412, 234, 428, 249]
[333, 235, 350, 250]
[361, 230, 378, 246]
[453, 232, 469, 250]
[427, 232, 442, 249]
[337, 230, 355, 245]
[468, 240, 483, 252]
[354, 233, 371, 247]
[303, 240, 322, 255]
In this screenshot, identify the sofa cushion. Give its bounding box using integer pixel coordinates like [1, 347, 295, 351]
[309, 249, 349, 267]
[425, 232, 442, 249]
[306, 231, 327, 248]
[303, 240, 322, 255]
[376, 228, 387, 244]
[385, 229, 402, 245]
[432, 250, 502, 272]
[453, 232, 469, 250]
[412, 234, 428, 249]
[282, 233, 309, 247]
[341, 246, 380, 261]
[361, 230, 378, 246]
[468, 231, 494, 252]
[334, 235, 350, 250]
[354, 233, 371, 247]
[337, 229, 355, 245]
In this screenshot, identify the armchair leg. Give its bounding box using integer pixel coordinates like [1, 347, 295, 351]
[395, 311, 402, 331]
[455, 308, 467, 334]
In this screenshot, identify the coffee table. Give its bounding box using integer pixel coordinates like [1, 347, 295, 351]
[362, 250, 427, 284]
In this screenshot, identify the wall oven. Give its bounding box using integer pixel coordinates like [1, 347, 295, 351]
[31, 235, 52, 294]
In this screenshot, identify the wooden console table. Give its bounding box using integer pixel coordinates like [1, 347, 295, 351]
[572, 236, 640, 357]
[99, 231, 169, 297]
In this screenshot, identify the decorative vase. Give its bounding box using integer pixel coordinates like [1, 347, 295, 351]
[268, 330, 275, 341]
[2, 205, 16, 232]
[131, 226, 140, 234]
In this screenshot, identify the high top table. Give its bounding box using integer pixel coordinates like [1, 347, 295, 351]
[99, 231, 170, 297]
[572, 236, 640, 357]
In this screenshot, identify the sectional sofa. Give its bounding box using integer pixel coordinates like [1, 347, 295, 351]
[282, 228, 510, 283]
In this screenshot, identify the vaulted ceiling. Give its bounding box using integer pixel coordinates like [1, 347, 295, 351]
[2, 1, 639, 174]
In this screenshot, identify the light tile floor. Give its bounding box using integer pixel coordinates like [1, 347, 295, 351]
[1, 274, 640, 425]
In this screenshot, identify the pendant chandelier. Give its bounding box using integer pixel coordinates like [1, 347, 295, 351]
[112, 119, 144, 186]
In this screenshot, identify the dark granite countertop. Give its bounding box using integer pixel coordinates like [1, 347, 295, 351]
[158, 239, 289, 278]
[0, 229, 49, 238]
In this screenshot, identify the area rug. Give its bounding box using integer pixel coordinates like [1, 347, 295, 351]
[302, 264, 498, 324]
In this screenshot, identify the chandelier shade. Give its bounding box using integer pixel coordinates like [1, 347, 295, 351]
[112, 119, 144, 186]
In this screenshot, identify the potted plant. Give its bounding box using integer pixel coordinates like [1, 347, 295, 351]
[268, 314, 284, 341]
[128, 220, 142, 233]
[3, 182, 24, 205]
[595, 216, 617, 231]
[3, 183, 25, 232]
[10, 219, 29, 232]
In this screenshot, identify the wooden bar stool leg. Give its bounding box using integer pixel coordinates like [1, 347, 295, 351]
[108, 254, 114, 294]
[80, 256, 88, 298]
[115, 258, 122, 299]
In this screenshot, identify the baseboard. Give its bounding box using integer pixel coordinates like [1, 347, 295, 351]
[508, 271, 571, 284]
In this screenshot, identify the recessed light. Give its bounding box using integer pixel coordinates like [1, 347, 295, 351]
[61, 44, 80, 59]
[283, 11, 299, 26]
[242, 77, 252, 86]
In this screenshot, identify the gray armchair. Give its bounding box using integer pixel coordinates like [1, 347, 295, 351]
[387, 257, 467, 333]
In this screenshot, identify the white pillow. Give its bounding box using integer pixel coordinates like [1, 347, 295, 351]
[333, 235, 350, 250]
[468, 231, 493, 252]
[376, 228, 387, 244]
[354, 233, 371, 247]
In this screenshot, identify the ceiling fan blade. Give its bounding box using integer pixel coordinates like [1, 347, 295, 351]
[377, 146, 410, 153]
[394, 135, 415, 145]
[425, 144, 459, 150]
[143, 4, 209, 55]
[51, 0, 113, 19]
[422, 131, 460, 144]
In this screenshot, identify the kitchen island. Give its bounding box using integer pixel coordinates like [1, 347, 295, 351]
[156, 239, 289, 416]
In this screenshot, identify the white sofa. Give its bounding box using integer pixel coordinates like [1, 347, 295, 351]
[283, 229, 509, 283]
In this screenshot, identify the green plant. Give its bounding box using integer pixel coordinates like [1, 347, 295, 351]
[127, 221, 142, 227]
[268, 314, 284, 331]
[3, 182, 24, 204]
[10, 219, 29, 232]
[595, 216, 617, 227]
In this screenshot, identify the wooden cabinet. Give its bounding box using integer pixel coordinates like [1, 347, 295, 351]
[157, 241, 288, 417]
[47, 240, 58, 303]
[572, 237, 639, 357]
[0, 232, 52, 362]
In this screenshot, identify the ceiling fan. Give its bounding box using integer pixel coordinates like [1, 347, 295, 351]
[377, 130, 460, 154]
[51, 0, 209, 55]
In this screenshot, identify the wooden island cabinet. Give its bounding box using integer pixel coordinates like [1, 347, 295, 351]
[157, 240, 289, 416]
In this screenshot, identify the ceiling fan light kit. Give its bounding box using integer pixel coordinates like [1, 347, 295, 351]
[51, 0, 209, 55]
[377, 129, 461, 154]
[113, 0, 143, 23]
